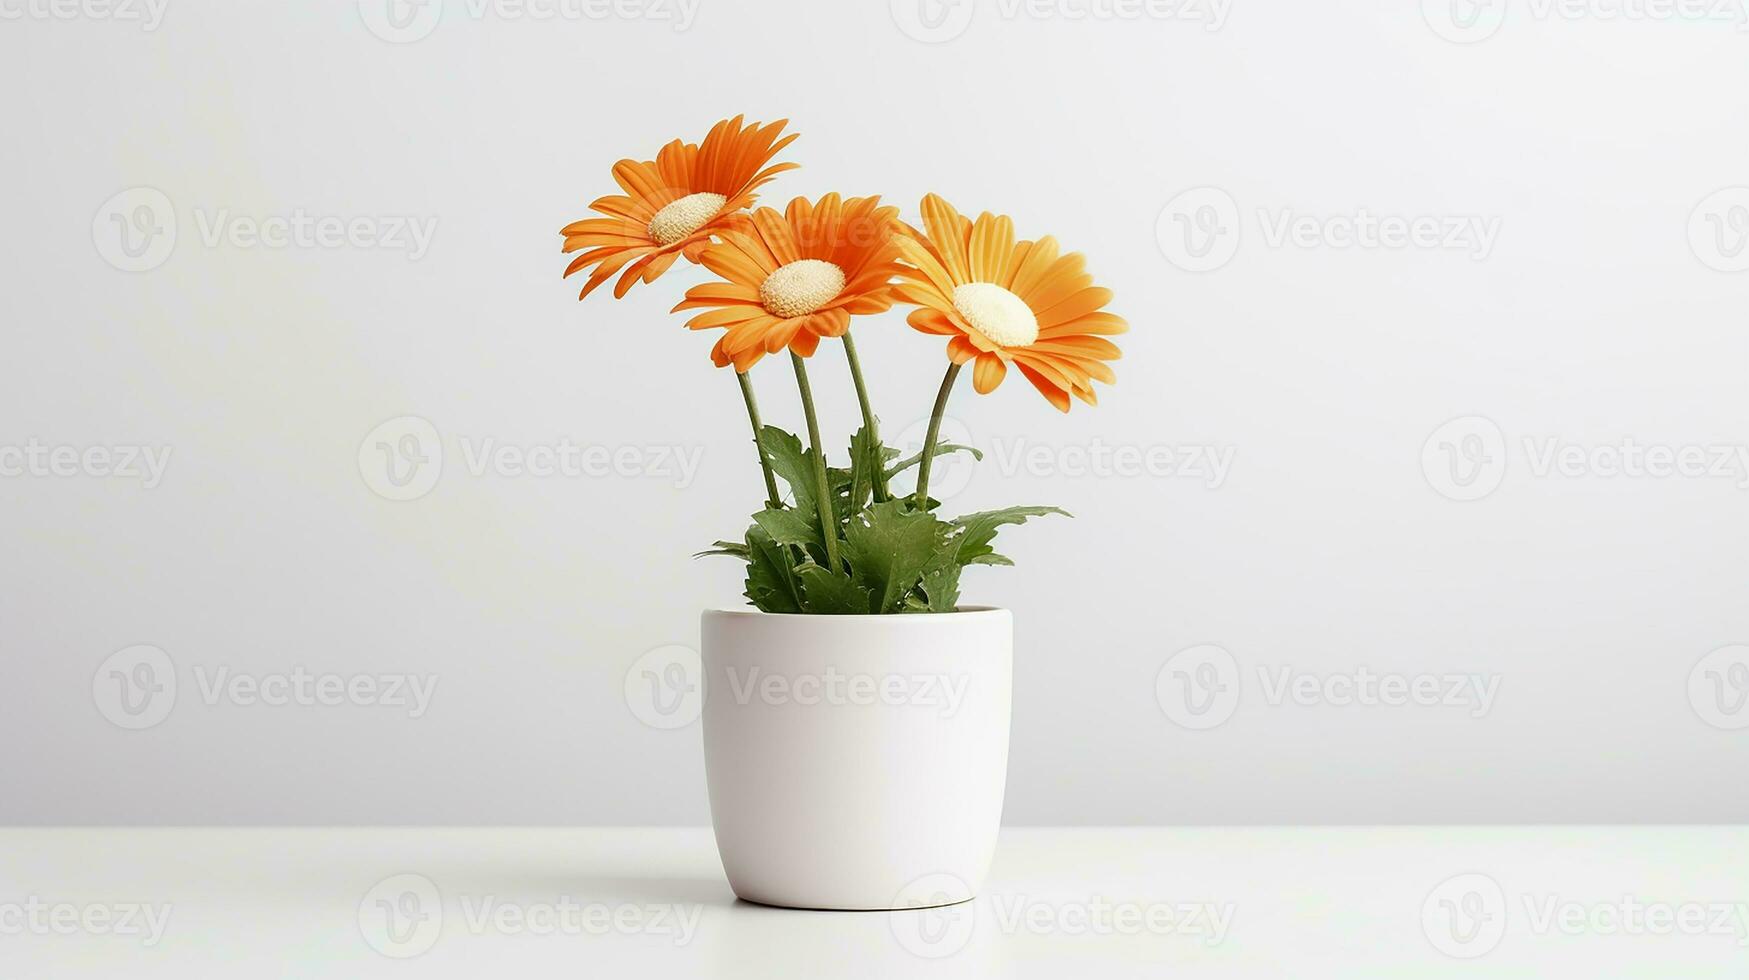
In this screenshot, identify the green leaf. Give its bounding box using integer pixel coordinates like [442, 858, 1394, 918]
[918, 563, 963, 613]
[752, 507, 822, 552]
[886, 443, 983, 479]
[846, 426, 882, 511]
[797, 564, 874, 615]
[695, 540, 749, 560]
[743, 526, 803, 613]
[843, 500, 952, 614]
[758, 426, 818, 523]
[950, 506, 1071, 566]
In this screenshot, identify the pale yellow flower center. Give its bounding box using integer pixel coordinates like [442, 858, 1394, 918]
[647, 192, 726, 247]
[760, 259, 846, 318]
[952, 282, 1038, 348]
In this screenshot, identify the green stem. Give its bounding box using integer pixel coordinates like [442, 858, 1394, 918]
[914, 362, 963, 511]
[789, 352, 841, 569]
[735, 370, 783, 510]
[840, 331, 886, 502]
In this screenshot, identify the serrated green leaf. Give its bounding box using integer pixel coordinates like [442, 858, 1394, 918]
[695, 539, 750, 560]
[886, 443, 983, 479]
[758, 426, 818, 523]
[950, 506, 1070, 566]
[846, 425, 882, 511]
[752, 507, 822, 551]
[797, 564, 874, 615]
[918, 563, 962, 613]
[843, 499, 952, 613]
[744, 525, 803, 613]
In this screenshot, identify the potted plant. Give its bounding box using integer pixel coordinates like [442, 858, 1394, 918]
[561, 116, 1126, 910]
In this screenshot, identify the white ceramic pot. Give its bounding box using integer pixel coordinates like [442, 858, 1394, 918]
[701, 607, 1013, 910]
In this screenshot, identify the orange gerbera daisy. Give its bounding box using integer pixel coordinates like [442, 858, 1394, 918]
[673, 194, 905, 372]
[560, 115, 798, 300]
[894, 194, 1126, 411]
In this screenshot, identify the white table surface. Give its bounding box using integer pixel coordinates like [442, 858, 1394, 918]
[2, 827, 1744, 977]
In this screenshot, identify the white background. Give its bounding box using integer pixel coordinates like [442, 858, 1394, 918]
[1, 0, 1746, 825]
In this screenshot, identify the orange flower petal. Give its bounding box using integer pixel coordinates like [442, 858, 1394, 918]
[946, 335, 980, 365]
[972, 352, 1007, 394]
[1039, 311, 1129, 338]
[1015, 361, 1072, 413]
[968, 212, 1015, 283]
[788, 327, 821, 358]
[1035, 286, 1114, 329]
[908, 308, 959, 336]
[921, 194, 973, 284]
